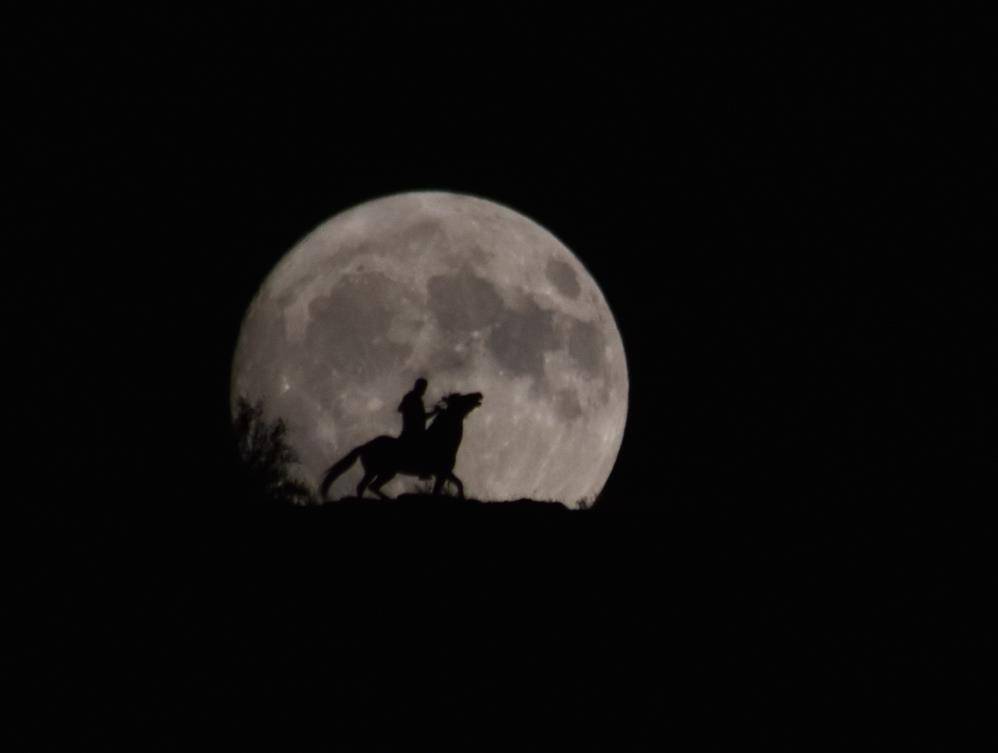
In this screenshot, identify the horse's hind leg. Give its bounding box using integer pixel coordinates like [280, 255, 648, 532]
[356, 471, 375, 498]
[432, 473, 464, 498]
[369, 472, 396, 500]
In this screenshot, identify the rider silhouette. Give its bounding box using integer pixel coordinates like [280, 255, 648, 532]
[397, 377, 439, 448]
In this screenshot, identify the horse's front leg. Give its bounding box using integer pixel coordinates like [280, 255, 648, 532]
[448, 472, 464, 499]
[431, 474, 447, 496]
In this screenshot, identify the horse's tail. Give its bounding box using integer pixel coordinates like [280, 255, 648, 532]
[319, 444, 366, 500]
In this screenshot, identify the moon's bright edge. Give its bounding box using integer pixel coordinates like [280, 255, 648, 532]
[231, 192, 628, 507]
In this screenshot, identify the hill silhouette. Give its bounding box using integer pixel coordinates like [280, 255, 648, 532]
[8, 474, 991, 751]
[321, 493, 572, 512]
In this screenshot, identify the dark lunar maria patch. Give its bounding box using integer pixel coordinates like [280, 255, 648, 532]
[303, 272, 413, 381]
[555, 388, 584, 421]
[427, 270, 504, 335]
[487, 298, 559, 379]
[546, 258, 581, 299]
[568, 318, 606, 375]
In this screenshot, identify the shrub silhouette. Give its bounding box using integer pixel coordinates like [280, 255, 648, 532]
[233, 397, 314, 505]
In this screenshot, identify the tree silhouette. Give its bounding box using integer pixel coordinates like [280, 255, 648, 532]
[233, 397, 314, 505]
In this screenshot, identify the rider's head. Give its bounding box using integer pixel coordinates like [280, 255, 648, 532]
[414, 377, 428, 395]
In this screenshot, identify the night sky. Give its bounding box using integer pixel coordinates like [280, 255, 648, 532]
[8, 7, 993, 749]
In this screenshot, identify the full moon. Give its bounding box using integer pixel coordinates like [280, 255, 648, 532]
[231, 192, 628, 507]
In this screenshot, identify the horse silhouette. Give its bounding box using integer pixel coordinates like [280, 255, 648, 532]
[319, 392, 483, 500]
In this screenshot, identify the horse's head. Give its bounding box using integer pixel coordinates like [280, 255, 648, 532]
[441, 392, 483, 418]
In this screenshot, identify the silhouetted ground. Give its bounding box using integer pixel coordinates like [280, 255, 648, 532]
[6, 483, 993, 751]
[311, 493, 572, 512]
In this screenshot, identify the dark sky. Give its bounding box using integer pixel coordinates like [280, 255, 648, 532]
[7, 8, 994, 748]
[15, 8, 986, 504]
[12, 7, 988, 510]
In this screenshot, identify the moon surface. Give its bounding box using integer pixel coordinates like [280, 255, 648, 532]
[231, 192, 628, 507]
